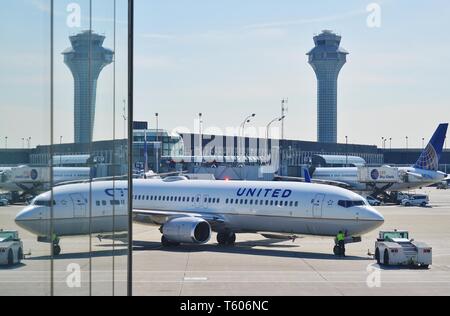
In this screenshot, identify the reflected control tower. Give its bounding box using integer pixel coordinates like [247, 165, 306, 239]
[63, 31, 114, 144]
[307, 30, 348, 144]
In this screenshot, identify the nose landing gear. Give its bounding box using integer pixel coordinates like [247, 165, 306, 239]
[52, 235, 61, 256]
[53, 244, 61, 256]
[333, 236, 362, 257]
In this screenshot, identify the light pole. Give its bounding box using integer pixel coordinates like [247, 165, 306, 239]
[122, 99, 127, 139]
[155, 113, 160, 173]
[266, 116, 285, 140]
[345, 136, 349, 167]
[406, 136, 409, 149]
[281, 99, 288, 141]
[422, 137, 425, 149]
[4, 136, 7, 149]
[59, 136, 63, 167]
[22, 138, 25, 149]
[389, 138, 392, 150]
[266, 116, 285, 156]
[240, 113, 256, 157]
[198, 113, 203, 159]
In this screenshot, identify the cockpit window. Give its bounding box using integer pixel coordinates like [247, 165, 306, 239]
[338, 200, 366, 208]
[33, 200, 55, 207]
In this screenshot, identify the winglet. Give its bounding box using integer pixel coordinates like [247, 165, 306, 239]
[304, 168, 312, 183]
[414, 123, 448, 171]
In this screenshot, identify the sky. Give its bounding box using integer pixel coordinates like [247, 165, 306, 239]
[1, 0, 450, 148]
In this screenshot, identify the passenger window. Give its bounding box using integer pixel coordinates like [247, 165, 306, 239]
[295, 202, 299, 207]
[96, 201, 100, 206]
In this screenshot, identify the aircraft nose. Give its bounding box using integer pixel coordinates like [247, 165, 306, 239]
[15, 206, 39, 232]
[366, 206, 385, 227]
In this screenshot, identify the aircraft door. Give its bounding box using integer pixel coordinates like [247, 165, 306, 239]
[194, 194, 202, 208]
[202, 194, 210, 209]
[312, 194, 325, 218]
[70, 194, 87, 218]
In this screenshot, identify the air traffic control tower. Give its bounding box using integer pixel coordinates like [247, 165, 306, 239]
[307, 30, 348, 144]
[63, 31, 114, 144]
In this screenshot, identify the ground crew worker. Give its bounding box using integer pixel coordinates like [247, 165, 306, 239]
[337, 231, 346, 257]
[52, 233, 59, 246]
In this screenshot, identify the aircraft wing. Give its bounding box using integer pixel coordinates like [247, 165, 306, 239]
[133, 209, 226, 225]
[274, 175, 352, 189]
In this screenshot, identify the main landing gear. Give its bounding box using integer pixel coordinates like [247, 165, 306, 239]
[217, 232, 236, 246]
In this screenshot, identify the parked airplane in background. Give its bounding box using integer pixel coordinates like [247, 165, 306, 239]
[15, 178, 384, 255]
[0, 166, 91, 200]
[312, 124, 448, 196]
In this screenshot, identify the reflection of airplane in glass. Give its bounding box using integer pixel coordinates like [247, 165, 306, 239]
[16, 178, 384, 256]
[0, 166, 91, 200]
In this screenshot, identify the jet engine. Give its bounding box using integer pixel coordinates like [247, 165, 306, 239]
[162, 217, 211, 244]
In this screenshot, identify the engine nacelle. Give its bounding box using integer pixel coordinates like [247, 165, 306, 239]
[162, 217, 211, 244]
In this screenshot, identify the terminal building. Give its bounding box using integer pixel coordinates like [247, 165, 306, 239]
[1, 123, 449, 180]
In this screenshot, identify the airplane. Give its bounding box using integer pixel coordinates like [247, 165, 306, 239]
[15, 177, 384, 256]
[0, 166, 91, 201]
[311, 124, 448, 196]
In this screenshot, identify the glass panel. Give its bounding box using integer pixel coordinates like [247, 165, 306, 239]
[0, 0, 52, 296]
[52, 0, 92, 296]
[0, 0, 129, 296]
[51, 0, 129, 296]
[91, 0, 129, 296]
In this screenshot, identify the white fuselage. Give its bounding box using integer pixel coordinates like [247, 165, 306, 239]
[314, 167, 447, 192]
[15, 179, 384, 239]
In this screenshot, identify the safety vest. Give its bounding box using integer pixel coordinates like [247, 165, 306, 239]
[337, 233, 345, 242]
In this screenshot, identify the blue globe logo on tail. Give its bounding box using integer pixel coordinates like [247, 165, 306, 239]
[414, 124, 448, 171]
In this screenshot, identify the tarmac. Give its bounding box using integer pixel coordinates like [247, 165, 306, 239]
[1, 187, 450, 296]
